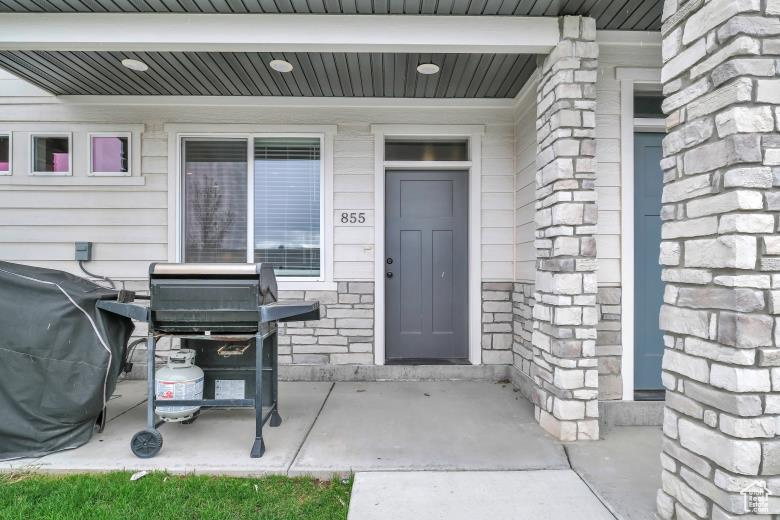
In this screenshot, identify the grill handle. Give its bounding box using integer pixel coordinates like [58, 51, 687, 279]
[259, 301, 320, 323]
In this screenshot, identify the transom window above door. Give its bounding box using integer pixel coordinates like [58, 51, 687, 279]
[181, 135, 323, 279]
[384, 139, 469, 162]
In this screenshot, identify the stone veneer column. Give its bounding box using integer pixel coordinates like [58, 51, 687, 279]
[530, 15, 600, 441]
[657, 1, 780, 518]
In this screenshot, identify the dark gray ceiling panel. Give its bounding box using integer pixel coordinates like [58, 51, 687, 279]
[0, 50, 539, 97]
[0, 0, 659, 97]
[0, 0, 661, 29]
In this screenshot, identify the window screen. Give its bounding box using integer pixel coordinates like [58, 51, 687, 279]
[32, 135, 69, 173]
[183, 138, 248, 263]
[253, 137, 321, 277]
[0, 135, 8, 172]
[385, 140, 469, 162]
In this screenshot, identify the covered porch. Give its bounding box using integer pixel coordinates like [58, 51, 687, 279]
[0, 9, 642, 444]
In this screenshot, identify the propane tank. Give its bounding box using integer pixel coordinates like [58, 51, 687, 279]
[154, 349, 204, 422]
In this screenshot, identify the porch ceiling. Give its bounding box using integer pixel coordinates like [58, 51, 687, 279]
[0, 0, 662, 31]
[0, 51, 537, 97]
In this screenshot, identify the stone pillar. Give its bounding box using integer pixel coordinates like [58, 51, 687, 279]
[657, 1, 780, 518]
[530, 15, 599, 441]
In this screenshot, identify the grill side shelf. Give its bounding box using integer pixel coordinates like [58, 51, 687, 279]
[96, 300, 149, 322]
[259, 301, 320, 323]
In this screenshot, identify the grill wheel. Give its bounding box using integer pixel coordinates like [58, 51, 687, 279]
[130, 428, 163, 458]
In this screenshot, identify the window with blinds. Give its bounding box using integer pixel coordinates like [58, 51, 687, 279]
[253, 137, 321, 277]
[182, 138, 248, 263]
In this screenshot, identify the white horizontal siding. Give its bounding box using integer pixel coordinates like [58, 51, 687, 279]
[1, 242, 166, 260]
[596, 41, 662, 284]
[0, 190, 165, 208]
[0, 225, 166, 242]
[513, 74, 538, 283]
[0, 103, 514, 284]
[0, 69, 51, 98]
[0, 208, 166, 225]
[0, 118, 166, 280]
[16, 260, 153, 278]
[332, 123, 374, 279]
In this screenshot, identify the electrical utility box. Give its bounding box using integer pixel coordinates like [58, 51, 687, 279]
[75, 242, 93, 261]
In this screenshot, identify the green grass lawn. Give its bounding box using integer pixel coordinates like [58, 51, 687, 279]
[0, 472, 352, 520]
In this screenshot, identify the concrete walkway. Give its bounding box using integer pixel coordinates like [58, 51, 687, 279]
[348, 470, 614, 520]
[567, 426, 662, 520]
[0, 380, 661, 518]
[345, 426, 663, 520]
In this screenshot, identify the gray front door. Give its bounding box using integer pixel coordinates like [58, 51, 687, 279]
[385, 170, 469, 362]
[634, 133, 665, 392]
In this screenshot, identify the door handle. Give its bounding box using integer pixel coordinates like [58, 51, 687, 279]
[386, 272, 393, 279]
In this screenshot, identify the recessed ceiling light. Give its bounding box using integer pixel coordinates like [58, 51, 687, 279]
[121, 58, 148, 72]
[416, 63, 440, 75]
[269, 59, 293, 73]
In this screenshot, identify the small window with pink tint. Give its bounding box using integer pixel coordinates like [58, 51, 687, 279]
[31, 135, 70, 175]
[90, 134, 130, 176]
[0, 135, 9, 175]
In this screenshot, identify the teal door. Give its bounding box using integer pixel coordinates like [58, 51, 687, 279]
[634, 133, 665, 393]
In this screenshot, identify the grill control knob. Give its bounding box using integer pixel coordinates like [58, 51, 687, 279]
[386, 272, 393, 279]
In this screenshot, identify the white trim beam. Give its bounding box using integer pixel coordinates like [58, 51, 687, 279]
[597, 30, 661, 47]
[619, 78, 635, 402]
[615, 67, 662, 82]
[46, 96, 516, 108]
[0, 14, 559, 53]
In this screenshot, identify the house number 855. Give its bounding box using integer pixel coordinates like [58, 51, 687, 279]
[341, 212, 366, 224]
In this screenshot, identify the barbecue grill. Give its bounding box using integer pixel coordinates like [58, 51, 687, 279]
[98, 263, 318, 459]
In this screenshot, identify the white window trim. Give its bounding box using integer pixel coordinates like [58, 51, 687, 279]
[634, 118, 666, 132]
[167, 124, 336, 291]
[29, 132, 72, 176]
[371, 124, 484, 366]
[88, 131, 132, 177]
[0, 123, 142, 180]
[618, 68, 663, 401]
[0, 132, 11, 175]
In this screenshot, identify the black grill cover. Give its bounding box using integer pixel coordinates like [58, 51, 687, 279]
[0, 261, 134, 460]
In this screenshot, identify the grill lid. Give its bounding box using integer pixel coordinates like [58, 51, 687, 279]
[150, 263, 264, 276]
[97, 263, 319, 334]
[147, 263, 279, 333]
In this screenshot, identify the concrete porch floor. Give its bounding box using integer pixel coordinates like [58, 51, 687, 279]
[0, 380, 661, 519]
[0, 380, 567, 475]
